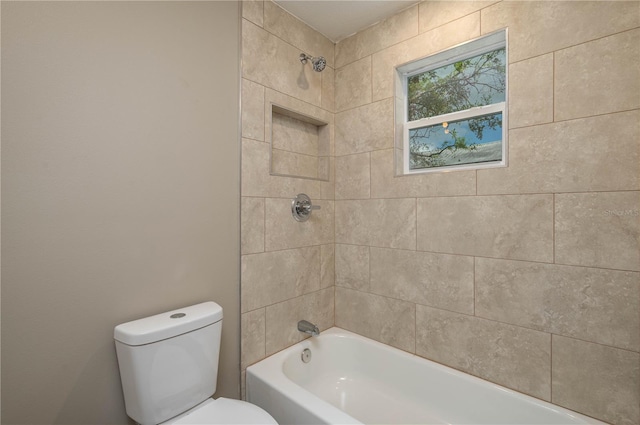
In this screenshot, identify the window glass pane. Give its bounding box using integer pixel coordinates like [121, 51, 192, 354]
[407, 48, 506, 122]
[409, 112, 502, 170]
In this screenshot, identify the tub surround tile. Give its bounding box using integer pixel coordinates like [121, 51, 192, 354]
[241, 246, 320, 312]
[555, 29, 640, 122]
[335, 98, 393, 156]
[264, 88, 334, 126]
[272, 111, 322, 157]
[335, 56, 372, 112]
[416, 306, 551, 401]
[271, 149, 322, 180]
[265, 288, 334, 356]
[242, 19, 322, 107]
[417, 194, 554, 262]
[241, 78, 265, 141]
[242, 0, 263, 27]
[263, 0, 334, 69]
[241, 137, 308, 197]
[335, 5, 419, 69]
[481, 1, 640, 63]
[370, 149, 476, 198]
[335, 244, 370, 291]
[320, 244, 335, 289]
[371, 13, 480, 102]
[336, 198, 416, 249]
[264, 88, 335, 175]
[318, 159, 336, 201]
[370, 247, 474, 315]
[477, 111, 640, 195]
[476, 258, 640, 352]
[335, 287, 415, 353]
[241, 3, 639, 424]
[508, 54, 553, 128]
[552, 336, 640, 425]
[241, 197, 265, 255]
[241, 308, 266, 369]
[241, 138, 330, 199]
[264, 198, 334, 251]
[241, 3, 337, 372]
[555, 191, 640, 272]
[419, 1, 498, 34]
[335, 153, 371, 200]
[321, 66, 335, 113]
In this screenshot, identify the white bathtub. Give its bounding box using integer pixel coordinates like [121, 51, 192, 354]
[246, 328, 603, 425]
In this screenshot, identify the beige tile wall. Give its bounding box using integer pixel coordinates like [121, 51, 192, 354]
[239, 0, 336, 396]
[241, 1, 640, 424]
[333, 2, 639, 424]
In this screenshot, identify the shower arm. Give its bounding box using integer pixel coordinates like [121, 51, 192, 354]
[299, 53, 312, 64]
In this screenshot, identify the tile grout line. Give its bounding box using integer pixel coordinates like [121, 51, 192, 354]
[473, 256, 477, 317]
[262, 197, 267, 254]
[415, 197, 418, 252]
[552, 50, 556, 122]
[552, 193, 556, 264]
[550, 333, 553, 403]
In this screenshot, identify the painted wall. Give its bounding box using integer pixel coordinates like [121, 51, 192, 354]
[1, 2, 240, 424]
[239, 0, 336, 392]
[332, 2, 639, 425]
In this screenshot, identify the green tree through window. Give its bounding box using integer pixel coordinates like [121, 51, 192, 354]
[399, 36, 508, 172]
[408, 48, 506, 121]
[407, 48, 506, 169]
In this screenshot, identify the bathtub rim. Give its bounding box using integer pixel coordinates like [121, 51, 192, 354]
[245, 326, 604, 425]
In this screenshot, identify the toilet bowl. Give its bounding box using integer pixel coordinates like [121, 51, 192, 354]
[114, 301, 277, 425]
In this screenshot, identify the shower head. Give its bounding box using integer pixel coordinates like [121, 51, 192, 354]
[299, 53, 326, 72]
[312, 56, 326, 72]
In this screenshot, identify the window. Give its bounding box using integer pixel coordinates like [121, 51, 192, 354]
[395, 30, 508, 174]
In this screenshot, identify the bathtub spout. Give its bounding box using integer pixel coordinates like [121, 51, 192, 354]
[297, 320, 320, 337]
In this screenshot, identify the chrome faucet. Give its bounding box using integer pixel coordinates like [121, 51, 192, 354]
[297, 320, 320, 337]
[291, 194, 320, 222]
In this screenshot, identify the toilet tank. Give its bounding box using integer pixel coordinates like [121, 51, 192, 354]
[114, 302, 223, 425]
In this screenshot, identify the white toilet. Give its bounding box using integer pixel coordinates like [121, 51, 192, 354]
[114, 301, 277, 425]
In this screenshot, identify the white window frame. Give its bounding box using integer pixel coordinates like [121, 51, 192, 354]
[395, 29, 508, 175]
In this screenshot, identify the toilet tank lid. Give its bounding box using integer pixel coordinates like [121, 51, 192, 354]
[114, 301, 223, 346]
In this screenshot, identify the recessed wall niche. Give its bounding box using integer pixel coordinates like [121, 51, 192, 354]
[269, 103, 330, 181]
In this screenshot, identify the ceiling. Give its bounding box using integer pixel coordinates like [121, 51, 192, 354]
[274, 0, 420, 42]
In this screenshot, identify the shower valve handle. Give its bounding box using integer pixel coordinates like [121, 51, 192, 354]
[292, 193, 320, 222]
